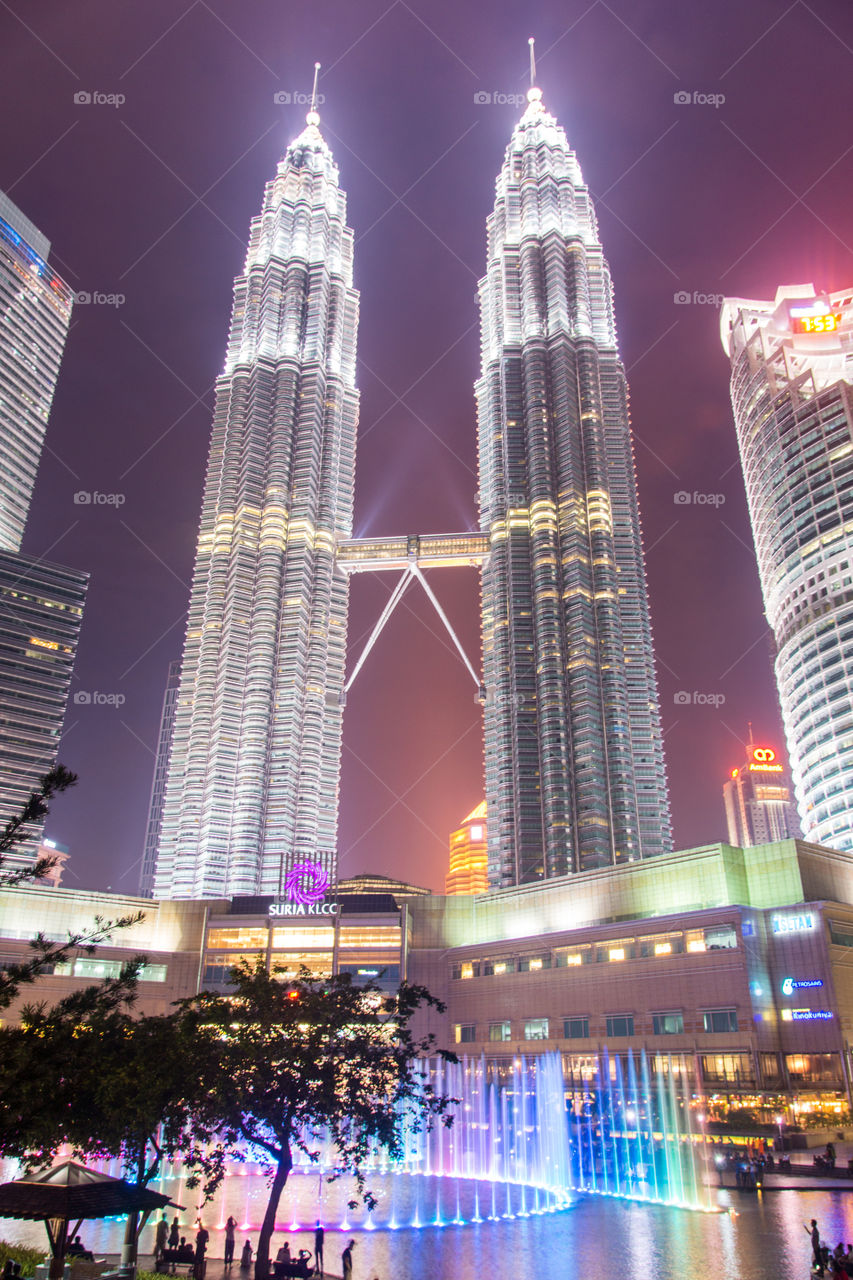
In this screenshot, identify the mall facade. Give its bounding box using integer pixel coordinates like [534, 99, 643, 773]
[3, 838, 853, 1122]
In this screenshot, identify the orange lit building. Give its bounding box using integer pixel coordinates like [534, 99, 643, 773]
[724, 737, 800, 847]
[446, 802, 488, 895]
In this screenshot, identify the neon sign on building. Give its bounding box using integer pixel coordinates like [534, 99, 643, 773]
[268, 858, 337, 917]
[771, 912, 815, 935]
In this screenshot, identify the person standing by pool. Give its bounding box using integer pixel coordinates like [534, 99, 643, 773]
[341, 1239, 355, 1280]
[313, 1224, 324, 1276]
[155, 1214, 169, 1267]
[224, 1217, 237, 1268]
[194, 1223, 210, 1280]
[805, 1219, 823, 1275]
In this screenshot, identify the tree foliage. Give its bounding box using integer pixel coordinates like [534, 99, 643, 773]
[0, 765, 143, 1010]
[0, 964, 221, 1262]
[179, 962, 456, 1279]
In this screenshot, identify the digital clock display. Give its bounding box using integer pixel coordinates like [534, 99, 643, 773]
[793, 313, 839, 334]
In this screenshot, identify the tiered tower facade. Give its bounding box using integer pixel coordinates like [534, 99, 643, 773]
[153, 107, 358, 899]
[477, 86, 671, 885]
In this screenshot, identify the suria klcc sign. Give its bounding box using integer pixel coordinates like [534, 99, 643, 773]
[268, 859, 338, 917]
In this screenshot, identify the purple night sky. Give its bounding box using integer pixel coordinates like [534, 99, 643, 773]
[1, 0, 852, 894]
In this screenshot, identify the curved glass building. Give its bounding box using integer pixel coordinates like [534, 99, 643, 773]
[722, 284, 853, 852]
[477, 86, 671, 885]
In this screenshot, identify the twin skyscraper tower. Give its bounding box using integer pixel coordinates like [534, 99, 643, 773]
[150, 73, 672, 900]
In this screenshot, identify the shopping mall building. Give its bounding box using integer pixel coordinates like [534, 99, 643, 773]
[3, 839, 853, 1123]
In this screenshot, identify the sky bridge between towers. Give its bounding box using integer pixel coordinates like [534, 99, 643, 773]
[336, 532, 488, 697]
[336, 531, 489, 573]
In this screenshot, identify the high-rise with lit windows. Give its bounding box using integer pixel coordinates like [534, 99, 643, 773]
[0, 190, 73, 553]
[139, 659, 181, 897]
[722, 284, 853, 853]
[446, 801, 488, 895]
[153, 101, 358, 899]
[0, 193, 86, 864]
[0, 550, 87, 869]
[723, 735, 800, 848]
[477, 84, 671, 885]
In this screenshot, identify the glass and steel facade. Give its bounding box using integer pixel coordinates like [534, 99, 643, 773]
[153, 111, 359, 899]
[722, 285, 853, 852]
[138, 658, 181, 896]
[723, 741, 800, 848]
[477, 88, 671, 885]
[0, 190, 73, 553]
[0, 550, 87, 862]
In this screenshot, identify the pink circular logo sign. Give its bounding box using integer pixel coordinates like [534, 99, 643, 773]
[284, 859, 330, 905]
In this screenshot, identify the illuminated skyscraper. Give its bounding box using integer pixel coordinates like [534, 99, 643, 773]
[0, 190, 73, 552]
[722, 284, 853, 853]
[477, 77, 671, 885]
[139, 658, 180, 897]
[446, 801, 488, 895]
[0, 550, 87, 867]
[0, 194, 86, 866]
[153, 92, 358, 899]
[723, 733, 799, 848]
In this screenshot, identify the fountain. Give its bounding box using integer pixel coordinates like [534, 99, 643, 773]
[178, 1048, 714, 1229]
[8, 1048, 713, 1246]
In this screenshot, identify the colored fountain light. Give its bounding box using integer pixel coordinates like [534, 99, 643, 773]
[198, 1051, 716, 1230]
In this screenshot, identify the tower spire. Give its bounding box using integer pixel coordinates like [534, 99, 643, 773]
[307, 61, 321, 127]
[526, 37, 543, 110]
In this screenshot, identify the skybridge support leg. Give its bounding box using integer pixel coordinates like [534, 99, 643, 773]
[410, 564, 481, 691]
[344, 569, 413, 694]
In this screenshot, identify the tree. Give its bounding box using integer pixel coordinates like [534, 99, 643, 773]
[179, 962, 456, 1280]
[0, 765, 143, 1010]
[0, 965, 221, 1266]
[0, 764, 78, 885]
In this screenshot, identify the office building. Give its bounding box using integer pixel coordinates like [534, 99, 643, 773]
[724, 736, 800, 847]
[139, 659, 181, 897]
[0, 550, 87, 859]
[722, 285, 853, 852]
[0, 190, 73, 552]
[446, 801, 488, 895]
[153, 98, 359, 899]
[477, 81, 671, 885]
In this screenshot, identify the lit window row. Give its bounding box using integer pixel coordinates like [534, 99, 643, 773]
[451, 925, 737, 979]
[453, 1008, 739, 1045]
